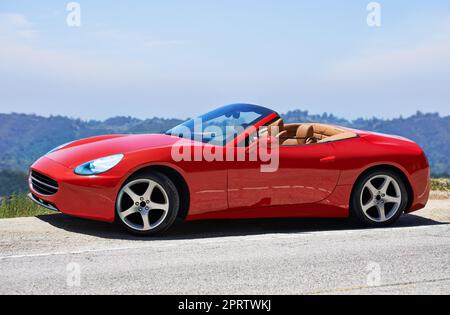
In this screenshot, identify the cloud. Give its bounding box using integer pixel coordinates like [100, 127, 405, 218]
[0, 13, 32, 28]
[143, 39, 187, 48]
[0, 40, 119, 85]
[324, 40, 450, 83]
[0, 13, 37, 39]
[0, 15, 147, 88]
[94, 29, 186, 49]
[323, 16, 450, 83]
[305, 17, 450, 119]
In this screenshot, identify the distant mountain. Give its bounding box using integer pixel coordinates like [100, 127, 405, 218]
[0, 110, 448, 196]
[0, 170, 28, 196]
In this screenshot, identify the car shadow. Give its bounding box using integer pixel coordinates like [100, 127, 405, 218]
[36, 212, 448, 241]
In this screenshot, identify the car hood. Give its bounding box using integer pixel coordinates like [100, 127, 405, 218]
[46, 134, 182, 168]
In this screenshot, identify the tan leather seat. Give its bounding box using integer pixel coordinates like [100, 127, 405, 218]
[298, 123, 356, 142]
[276, 122, 357, 145]
[297, 125, 314, 144]
[268, 119, 287, 139]
[283, 125, 314, 146]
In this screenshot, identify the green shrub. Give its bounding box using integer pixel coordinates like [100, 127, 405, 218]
[431, 178, 450, 191]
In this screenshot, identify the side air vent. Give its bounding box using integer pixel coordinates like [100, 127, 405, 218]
[30, 170, 59, 196]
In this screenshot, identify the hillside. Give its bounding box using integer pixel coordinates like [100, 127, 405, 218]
[0, 113, 183, 171]
[0, 110, 448, 196]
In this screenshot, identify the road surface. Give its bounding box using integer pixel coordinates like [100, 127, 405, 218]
[0, 200, 449, 295]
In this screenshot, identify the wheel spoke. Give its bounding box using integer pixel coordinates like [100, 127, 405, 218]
[365, 181, 378, 195]
[124, 187, 140, 203]
[362, 198, 376, 213]
[380, 177, 392, 194]
[141, 210, 151, 230]
[376, 204, 387, 221]
[120, 206, 138, 219]
[150, 201, 169, 212]
[385, 195, 401, 204]
[143, 182, 156, 199]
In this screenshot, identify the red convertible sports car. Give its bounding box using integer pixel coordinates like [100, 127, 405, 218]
[29, 104, 430, 235]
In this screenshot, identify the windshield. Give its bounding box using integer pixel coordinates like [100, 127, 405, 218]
[166, 104, 276, 146]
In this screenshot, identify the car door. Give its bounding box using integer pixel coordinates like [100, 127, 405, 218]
[227, 142, 340, 209]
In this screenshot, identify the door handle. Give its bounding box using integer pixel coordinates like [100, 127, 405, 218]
[320, 156, 336, 163]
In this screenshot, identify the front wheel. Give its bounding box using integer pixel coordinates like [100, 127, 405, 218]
[116, 172, 180, 236]
[351, 170, 408, 227]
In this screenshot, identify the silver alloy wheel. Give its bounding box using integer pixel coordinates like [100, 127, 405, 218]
[360, 174, 402, 223]
[117, 179, 170, 232]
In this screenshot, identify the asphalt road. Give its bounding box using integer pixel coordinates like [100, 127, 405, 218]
[0, 200, 449, 295]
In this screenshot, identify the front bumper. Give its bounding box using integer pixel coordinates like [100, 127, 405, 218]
[28, 193, 59, 212]
[29, 157, 120, 222]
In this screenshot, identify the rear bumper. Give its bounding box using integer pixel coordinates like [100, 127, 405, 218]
[29, 156, 120, 222]
[406, 166, 431, 213]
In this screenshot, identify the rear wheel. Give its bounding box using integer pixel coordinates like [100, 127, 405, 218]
[116, 172, 179, 236]
[351, 170, 408, 227]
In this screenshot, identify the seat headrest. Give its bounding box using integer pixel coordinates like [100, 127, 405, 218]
[272, 119, 284, 130]
[296, 125, 314, 144]
[268, 119, 284, 136]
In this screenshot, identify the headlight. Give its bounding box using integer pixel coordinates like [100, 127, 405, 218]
[74, 154, 124, 175]
[47, 141, 74, 155]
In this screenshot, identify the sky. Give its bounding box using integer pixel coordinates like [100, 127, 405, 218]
[0, 0, 449, 120]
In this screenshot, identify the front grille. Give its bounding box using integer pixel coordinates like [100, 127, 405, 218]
[30, 170, 59, 195]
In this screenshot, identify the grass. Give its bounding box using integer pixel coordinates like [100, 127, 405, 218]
[0, 194, 54, 219]
[0, 178, 449, 219]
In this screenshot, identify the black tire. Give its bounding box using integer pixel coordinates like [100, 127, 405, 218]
[115, 171, 180, 236]
[350, 169, 408, 227]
